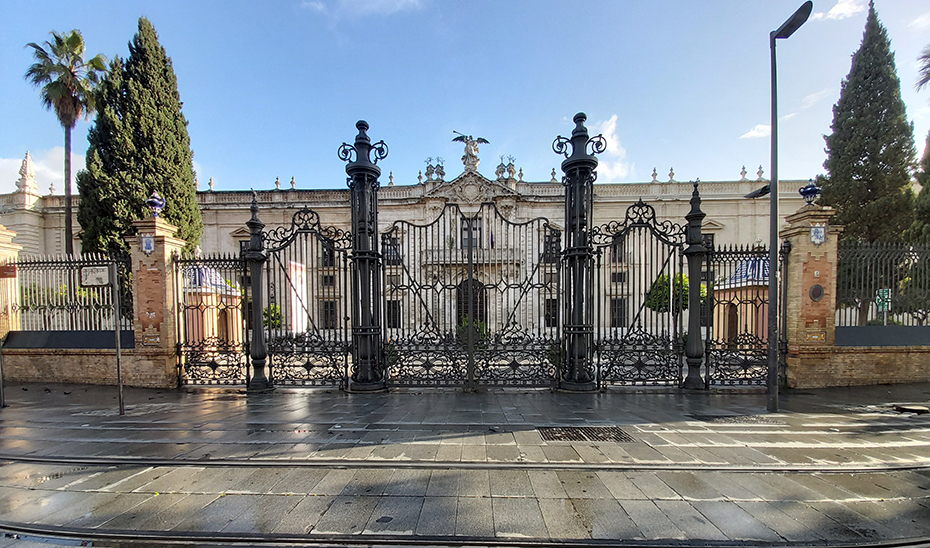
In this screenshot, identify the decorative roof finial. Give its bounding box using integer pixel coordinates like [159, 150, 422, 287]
[388, 171, 395, 187]
[15, 151, 38, 194]
[290, 176, 296, 190]
[651, 168, 658, 183]
[668, 167, 676, 183]
[274, 176, 281, 190]
[146, 191, 166, 218]
[208, 177, 215, 192]
[740, 165, 748, 181]
[550, 168, 558, 183]
[757, 165, 765, 181]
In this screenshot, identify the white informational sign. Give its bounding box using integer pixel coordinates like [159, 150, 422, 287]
[289, 261, 307, 334]
[80, 265, 110, 287]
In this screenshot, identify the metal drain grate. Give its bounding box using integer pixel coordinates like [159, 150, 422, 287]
[538, 426, 636, 443]
[689, 414, 785, 425]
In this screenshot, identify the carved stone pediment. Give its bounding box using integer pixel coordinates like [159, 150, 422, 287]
[423, 170, 520, 205]
[702, 219, 725, 232]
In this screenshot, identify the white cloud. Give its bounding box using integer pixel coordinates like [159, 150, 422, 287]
[590, 114, 631, 181]
[909, 13, 930, 30]
[300, 0, 327, 13]
[811, 0, 865, 21]
[301, 0, 424, 18]
[781, 113, 798, 122]
[739, 125, 771, 139]
[0, 147, 79, 195]
[801, 88, 833, 109]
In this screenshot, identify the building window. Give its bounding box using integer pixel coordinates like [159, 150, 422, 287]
[321, 240, 336, 267]
[461, 217, 482, 249]
[543, 271, 559, 286]
[610, 236, 626, 264]
[610, 297, 627, 328]
[383, 236, 402, 265]
[385, 300, 401, 329]
[610, 271, 627, 284]
[543, 232, 560, 263]
[239, 240, 250, 256]
[702, 233, 715, 250]
[544, 298, 558, 328]
[321, 300, 338, 329]
[321, 274, 335, 287]
[387, 274, 403, 287]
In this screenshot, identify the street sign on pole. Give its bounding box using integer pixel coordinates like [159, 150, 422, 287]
[876, 288, 892, 312]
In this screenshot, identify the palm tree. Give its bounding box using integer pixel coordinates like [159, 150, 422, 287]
[919, 43, 930, 93]
[25, 30, 106, 255]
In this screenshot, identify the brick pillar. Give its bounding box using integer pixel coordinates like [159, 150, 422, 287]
[125, 216, 186, 387]
[0, 224, 22, 338]
[779, 204, 843, 387]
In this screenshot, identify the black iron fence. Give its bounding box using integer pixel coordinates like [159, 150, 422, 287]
[3, 253, 132, 332]
[175, 253, 249, 385]
[836, 242, 930, 326]
[704, 245, 769, 386]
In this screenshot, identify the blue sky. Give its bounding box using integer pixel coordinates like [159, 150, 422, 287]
[2, 0, 929, 194]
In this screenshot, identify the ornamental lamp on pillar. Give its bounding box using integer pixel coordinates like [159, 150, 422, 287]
[552, 113, 606, 392]
[340, 121, 388, 392]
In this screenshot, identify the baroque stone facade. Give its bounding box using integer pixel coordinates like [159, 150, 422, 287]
[1, 152, 806, 256]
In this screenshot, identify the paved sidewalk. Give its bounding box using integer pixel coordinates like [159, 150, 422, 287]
[0, 382, 929, 546]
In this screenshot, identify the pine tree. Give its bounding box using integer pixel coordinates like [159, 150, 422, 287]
[820, 2, 916, 243]
[77, 17, 202, 253]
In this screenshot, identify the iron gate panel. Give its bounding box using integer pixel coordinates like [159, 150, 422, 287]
[382, 202, 560, 387]
[263, 208, 352, 386]
[705, 244, 769, 386]
[176, 253, 249, 385]
[592, 200, 687, 386]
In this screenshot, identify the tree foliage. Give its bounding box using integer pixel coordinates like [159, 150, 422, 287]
[644, 273, 705, 316]
[77, 17, 202, 254]
[907, 131, 930, 242]
[25, 29, 107, 255]
[820, 3, 916, 243]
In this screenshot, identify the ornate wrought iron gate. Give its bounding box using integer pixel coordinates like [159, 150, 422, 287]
[262, 208, 353, 386]
[381, 202, 560, 387]
[176, 253, 249, 385]
[592, 200, 687, 386]
[704, 245, 770, 386]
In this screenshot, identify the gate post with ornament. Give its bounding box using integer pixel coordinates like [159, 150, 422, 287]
[340, 121, 389, 391]
[124, 204, 187, 388]
[778, 194, 841, 388]
[553, 113, 605, 392]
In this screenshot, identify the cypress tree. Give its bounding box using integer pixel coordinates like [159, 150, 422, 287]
[820, 1, 916, 243]
[77, 17, 202, 253]
[907, 131, 930, 242]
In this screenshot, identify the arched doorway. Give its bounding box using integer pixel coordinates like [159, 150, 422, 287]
[456, 278, 486, 328]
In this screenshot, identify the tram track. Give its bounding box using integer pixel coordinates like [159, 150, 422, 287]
[2, 453, 930, 474]
[3, 522, 930, 548]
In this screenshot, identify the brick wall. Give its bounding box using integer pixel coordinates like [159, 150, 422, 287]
[2, 348, 177, 388]
[787, 346, 930, 388]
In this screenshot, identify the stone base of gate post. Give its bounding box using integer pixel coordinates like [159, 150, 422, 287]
[346, 380, 387, 393]
[558, 380, 597, 392]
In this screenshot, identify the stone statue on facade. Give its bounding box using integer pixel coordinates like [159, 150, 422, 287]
[453, 131, 489, 172]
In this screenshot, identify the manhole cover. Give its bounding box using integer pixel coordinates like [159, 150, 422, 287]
[538, 426, 636, 443]
[689, 414, 785, 425]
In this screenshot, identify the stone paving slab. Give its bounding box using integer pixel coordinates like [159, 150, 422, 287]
[0, 381, 930, 546]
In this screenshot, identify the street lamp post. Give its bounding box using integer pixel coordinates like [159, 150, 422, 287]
[768, 1, 812, 412]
